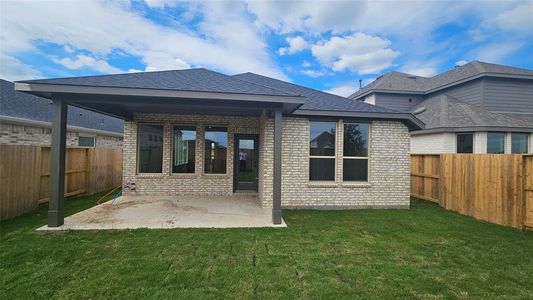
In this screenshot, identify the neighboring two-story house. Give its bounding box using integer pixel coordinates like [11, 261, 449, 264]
[349, 61, 533, 154]
[1, 79, 123, 148]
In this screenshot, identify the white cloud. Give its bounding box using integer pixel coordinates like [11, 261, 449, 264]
[323, 83, 358, 97]
[473, 42, 523, 62]
[455, 60, 468, 66]
[493, 2, 533, 33]
[0, 0, 287, 80]
[400, 61, 439, 77]
[278, 36, 308, 55]
[52, 55, 123, 73]
[300, 69, 328, 78]
[311, 33, 400, 74]
[144, 0, 182, 8]
[0, 54, 42, 81]
[301, 61, 311, 67]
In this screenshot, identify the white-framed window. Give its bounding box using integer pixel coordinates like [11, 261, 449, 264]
[511, 133, 528, 154]
[137, 123, 164, 173]
[172, 125, 196, 174]
[343, 123, 369, 181]
[78, 135, 95, 147]
[309, 121, 336, 181]
[487, 132, 505, 154]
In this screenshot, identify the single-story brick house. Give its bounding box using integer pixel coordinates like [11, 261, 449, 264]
[15, 68, 423, 227]
[1, 79, 123, 148]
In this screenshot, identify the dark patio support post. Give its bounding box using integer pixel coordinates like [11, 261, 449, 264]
[272, 109, 282, 224]
[48, 98, 67, 227]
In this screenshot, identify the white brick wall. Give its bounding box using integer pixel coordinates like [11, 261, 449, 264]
[410, 132, 456, 154]
[123, 113, 411, 209]
[259, 117, 410, 208]
[122, 113, 259, 196]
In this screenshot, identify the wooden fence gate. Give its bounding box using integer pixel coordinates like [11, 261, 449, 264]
[411, 154, 533, 230]
[0, 145, 122, 220]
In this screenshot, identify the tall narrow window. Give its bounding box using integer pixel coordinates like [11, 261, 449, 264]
[511, 133, 528, 154]
[138, 124, 163, 173]
[456, 133, 473, 153]
[309, 122, 336, 181]
[172, 125, 196, 173]
[343, 123, 369, 181]
[487, 132, 505, 154]
[204, 126, 227, 174]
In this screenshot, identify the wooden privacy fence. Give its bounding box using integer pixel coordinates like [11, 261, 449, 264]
[411, 154, 533, 230]
[0, 145, 122, 220]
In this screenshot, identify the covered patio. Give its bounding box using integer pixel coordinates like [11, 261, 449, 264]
[37, 194, 286, 230]
[16, 69, 305, 228]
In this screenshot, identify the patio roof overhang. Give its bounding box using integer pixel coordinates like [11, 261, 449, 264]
[15, 81, 289, 227]
[14, 82, 306, 119]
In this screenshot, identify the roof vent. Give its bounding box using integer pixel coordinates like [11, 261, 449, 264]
[413, 106, 426, 115]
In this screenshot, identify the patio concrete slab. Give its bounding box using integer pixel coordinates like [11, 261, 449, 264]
[37, 195, 286, 230]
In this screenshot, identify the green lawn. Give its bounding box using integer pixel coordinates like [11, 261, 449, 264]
[1, 193, 532, 299]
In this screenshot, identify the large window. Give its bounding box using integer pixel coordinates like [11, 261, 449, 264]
[172, 125, 196, 173]
[511, 133, 528, 154]
[343, 123, 369, 181]
[309, 122, 336, 181]
[204, 126, 227, 174]
[138, 124, 163, 173]
[456, 133, 473, 153]
[487, 132, 505, 154]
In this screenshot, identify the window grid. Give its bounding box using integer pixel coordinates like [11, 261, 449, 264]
[171, 124, 197, 174]
[309, 121, 337, 181]
[342, 123, 370, 182]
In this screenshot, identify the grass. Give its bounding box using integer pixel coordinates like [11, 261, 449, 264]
[1, 194, 532, 299]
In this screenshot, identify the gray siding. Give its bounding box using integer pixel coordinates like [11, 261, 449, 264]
[374, 93, 424, 112]
[483, 78, 533, 113]
[428, 79, 483, 107]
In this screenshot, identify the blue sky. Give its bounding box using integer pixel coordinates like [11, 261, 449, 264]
[1, 0, 532, 96]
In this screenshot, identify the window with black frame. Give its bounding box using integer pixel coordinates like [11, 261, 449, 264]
[138, 124, 163, 173]
[172, 125, 196, 173]
[343, 123, 369, 181]
[309, 122, 336, 181]
[204, 126, 227, 174]
[456, 133, 473, 153]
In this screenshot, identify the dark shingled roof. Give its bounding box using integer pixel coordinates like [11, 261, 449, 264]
[351, 61, 533, 99]
[409, 94, 532, 131]
[233, 72, 399, 114]
[0, 79, 123, 133]
[18, 68, 298, 97]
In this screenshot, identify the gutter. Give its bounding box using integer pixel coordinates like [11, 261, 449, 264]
[0, 115, 123, 137]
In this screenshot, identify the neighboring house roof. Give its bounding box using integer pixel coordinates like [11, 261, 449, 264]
[409, 94, 533, 134]
[350, 61, 533, 99]
[233, 72, 398, 113]
[18, 68, 298, 97]
[0, 79, 123, 134]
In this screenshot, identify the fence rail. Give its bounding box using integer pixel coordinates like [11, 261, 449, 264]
[0, 145, 122, 220]
[411, 154, 533, 230]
